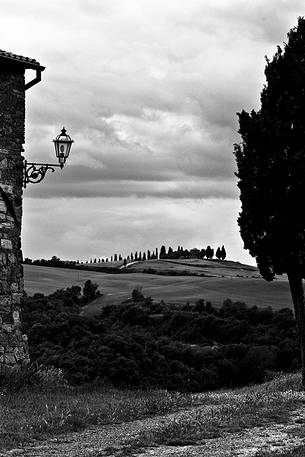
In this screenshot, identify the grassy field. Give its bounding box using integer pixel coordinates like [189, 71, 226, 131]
[126, 258, 259, 276]
[23, 259, 293, 312]
[1, 372, 305, 453]
[0, 376, 191, 450]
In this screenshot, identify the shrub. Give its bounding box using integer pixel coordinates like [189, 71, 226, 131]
[21, 284, 299, 391]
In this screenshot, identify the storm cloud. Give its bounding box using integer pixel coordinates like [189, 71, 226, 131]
[0, 0, 304, 262]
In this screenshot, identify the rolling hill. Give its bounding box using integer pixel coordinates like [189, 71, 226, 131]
[23, 258, 293, 313]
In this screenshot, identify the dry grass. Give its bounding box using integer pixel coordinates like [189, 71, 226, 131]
[119, 373, 305, 451]
[0, 383, 192, 451]
[255, 447, 305, 456]
[24, 262, 293, 310]
[1, 372, 304, 454]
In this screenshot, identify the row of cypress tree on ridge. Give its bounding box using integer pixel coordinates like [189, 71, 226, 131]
[85, 244, 227, 264]
[24, 244, 227, 268]
[159, 245, 226, 260]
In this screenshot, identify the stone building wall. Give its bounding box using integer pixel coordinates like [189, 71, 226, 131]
[0, 62, 29, 374]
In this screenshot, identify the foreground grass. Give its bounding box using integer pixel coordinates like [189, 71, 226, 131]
[0, 384, 192, 450]
[2, 372, 305, 454]
[110, 373, 305, 455]
[255, 447, 305, 457]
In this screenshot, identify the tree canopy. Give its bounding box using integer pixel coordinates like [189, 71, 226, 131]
[234, 17, 305, 384]
[234, 17, 305, 281]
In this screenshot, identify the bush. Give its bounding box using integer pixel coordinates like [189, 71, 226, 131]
[82, 280, 101, 305]
[0, 363, 69, 392]
[21, 284, 299, 391]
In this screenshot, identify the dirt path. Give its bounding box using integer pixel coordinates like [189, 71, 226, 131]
[1, 405, 305, 457]
[135, 409, 305, 456]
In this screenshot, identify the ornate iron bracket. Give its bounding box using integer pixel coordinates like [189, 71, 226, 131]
[23, 160, 63, 188]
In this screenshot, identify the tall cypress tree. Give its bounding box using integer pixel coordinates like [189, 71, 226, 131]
[216, 247, 221, 260]
[205, 246, 214, 260]
[160, 245, 166, 259]
[234, 17, 305, 385]
[221, 245, 226, 260]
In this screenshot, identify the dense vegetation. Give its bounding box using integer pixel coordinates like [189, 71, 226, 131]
[21, 282, 298, 391]
[234, 17, 305, 385]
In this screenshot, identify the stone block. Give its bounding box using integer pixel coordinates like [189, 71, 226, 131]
[2, 222, 14, 230]
[8, 333, 21, 345]
[2, 324, 12, 333]
[0, 184, 13, 194]
[0, 294, 12, 306]
[11, 282, 19, 292]
[12, 310, 20, 322]
[14, 346, 25, 361]
[0, 200, 6, 212]
[0, 312, 13, 324]
[1, 239, 12, 249]
[0, 269, 10, 281]
[0, 252, 7, 265]
[18, 278, 24, 290]
[0, 158, 8, 168]
[12, 293, 22, 305]
[7, 252, 16, 264]
[0, 334, 8, 345]
[4, 353, 16, 365]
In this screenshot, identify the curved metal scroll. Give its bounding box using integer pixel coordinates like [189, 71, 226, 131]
[23, 161, 61, 188]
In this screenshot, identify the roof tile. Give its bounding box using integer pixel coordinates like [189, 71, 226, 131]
[0, 49, 44, 69]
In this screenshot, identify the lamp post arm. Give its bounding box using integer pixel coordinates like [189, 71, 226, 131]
[23, 160, 64, 188]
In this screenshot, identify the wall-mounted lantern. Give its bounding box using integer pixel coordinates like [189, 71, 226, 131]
[23, 127, 74, 188]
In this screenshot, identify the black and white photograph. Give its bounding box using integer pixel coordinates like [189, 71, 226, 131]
[1, 1, 305, 456]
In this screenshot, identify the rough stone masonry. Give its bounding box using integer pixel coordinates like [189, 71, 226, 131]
[0, 51, 44, 375]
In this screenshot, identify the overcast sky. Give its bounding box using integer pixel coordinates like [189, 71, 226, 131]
[1, 0, 304, 263]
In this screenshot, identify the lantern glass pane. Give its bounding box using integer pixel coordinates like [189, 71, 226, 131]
[53, 128, 73, 165]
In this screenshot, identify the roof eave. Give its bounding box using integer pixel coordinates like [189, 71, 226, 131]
[0, 55, 45, 71]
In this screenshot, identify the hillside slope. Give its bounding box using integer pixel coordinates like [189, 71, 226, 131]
[24, 259, 292, 311]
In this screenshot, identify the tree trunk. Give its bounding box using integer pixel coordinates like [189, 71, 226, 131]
[287, 270, 305, 387]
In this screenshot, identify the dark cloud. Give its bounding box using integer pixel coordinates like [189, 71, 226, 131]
[22, 196, 249, 264]
[1, 0, 304, 263]
[25, 174, 237, 200]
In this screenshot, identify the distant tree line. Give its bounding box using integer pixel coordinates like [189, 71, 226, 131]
[25, 244, 227, 268]
[97, 244, 226, 263]
[24, 256, 79, 268]
[159, 245, 226, 260]
[22, 282, 297, 391]
[23, 256, 125, 274]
